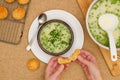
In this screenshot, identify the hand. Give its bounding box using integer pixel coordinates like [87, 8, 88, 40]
[76, 50, 102, 80]
[45, 57, 69, 80]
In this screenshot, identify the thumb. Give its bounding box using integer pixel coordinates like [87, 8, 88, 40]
[53, 65, 64, 77]
[78, 56, 91, 66]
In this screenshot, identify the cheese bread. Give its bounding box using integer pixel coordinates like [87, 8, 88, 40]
[27, 58, 40, 71]
[0, 6, 8, 19]
[5, 0, 15, 3]
[18, 0, 30, 5]
[58, 49, 81, 64]
[12, 8, 25, 20]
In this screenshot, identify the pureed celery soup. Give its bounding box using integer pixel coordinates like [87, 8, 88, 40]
[88, 0, 120, 48]
[37, 20, 73, 55]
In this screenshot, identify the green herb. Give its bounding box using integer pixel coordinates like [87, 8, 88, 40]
[61, 41, 68, 45]
[111, 0, 120, 4]
[49, 37, 57, 44]
[50, 29, 61, 38]
[49, 29, 62, 44]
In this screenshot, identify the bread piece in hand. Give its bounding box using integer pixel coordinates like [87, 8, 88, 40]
[0, 6, 8, 19]
[71, 49, 81, 61]
[58, 57, 71, 64]
[12, 8, 25, 20]
[27, 58, 40, 71]
[58, 49, 81, 64]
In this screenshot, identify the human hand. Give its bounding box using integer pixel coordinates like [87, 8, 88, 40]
[45, 57, 69, 80]
[76, 50, 102, 80]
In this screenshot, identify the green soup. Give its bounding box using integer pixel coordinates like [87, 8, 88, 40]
[88, 0, 120, 48]
[39, 21, 72, 54]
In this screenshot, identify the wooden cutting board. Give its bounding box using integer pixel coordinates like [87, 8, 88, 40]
[77, 0, 120, 76]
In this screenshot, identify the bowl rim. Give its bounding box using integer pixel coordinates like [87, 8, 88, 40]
[86, 0, 120, 50]
[37, 19, 74, 56]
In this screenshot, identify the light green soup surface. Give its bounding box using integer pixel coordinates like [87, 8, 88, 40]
[88, 0, 120, 48]
[40, 21, 72, 53]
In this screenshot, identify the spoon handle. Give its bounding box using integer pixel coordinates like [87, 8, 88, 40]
[108, 32, 117, 61]
[26, 24, 40, 51]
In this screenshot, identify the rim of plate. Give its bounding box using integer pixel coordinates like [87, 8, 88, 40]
[86, 0, 120, 50]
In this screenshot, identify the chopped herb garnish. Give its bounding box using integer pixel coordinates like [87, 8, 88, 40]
[111, 0, 120, 4]
[40, 21, 72, 53]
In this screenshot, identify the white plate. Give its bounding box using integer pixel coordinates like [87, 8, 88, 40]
[28, 10, 84, 63]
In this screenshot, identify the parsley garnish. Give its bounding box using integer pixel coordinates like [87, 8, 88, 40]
[111, 0, 120, 4]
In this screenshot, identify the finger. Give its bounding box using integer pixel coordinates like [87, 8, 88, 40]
[81, 53, 87, 59]
[53, 65, 64, 76]
[76, 59, 91, 80]
[81, 50, 95, 59]
[48, 57, 58, 66]
[75, 60, 86, 68]
[46, 57, 58, 74]
[75, 59, 82, 65]
[47, 57, 58, 68]
[75, 59, 81, 64]
[64, 64, 69, 70]
[53, 60, 59, 69]
[81, 54, 97, 66]
[75, 60, 80, 65]
[86, 55, 97, 64]
[83, 66, 91, 80]
[81, 50, 96, 62]
[77, 55, 91, 66]
[76, 59, 91, 79]
[79, 62, 86, 68]
[65, 64, 69, 68]
[86, 55, 92, 61]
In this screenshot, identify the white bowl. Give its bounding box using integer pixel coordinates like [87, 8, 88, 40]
[86, 0, 120, 50]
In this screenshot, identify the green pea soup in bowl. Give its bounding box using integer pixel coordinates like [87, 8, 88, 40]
[37, 19, 74, 56]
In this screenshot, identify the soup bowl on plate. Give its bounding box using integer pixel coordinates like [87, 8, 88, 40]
[86, 0, 120, 50]
[37, 19, 74, 56]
